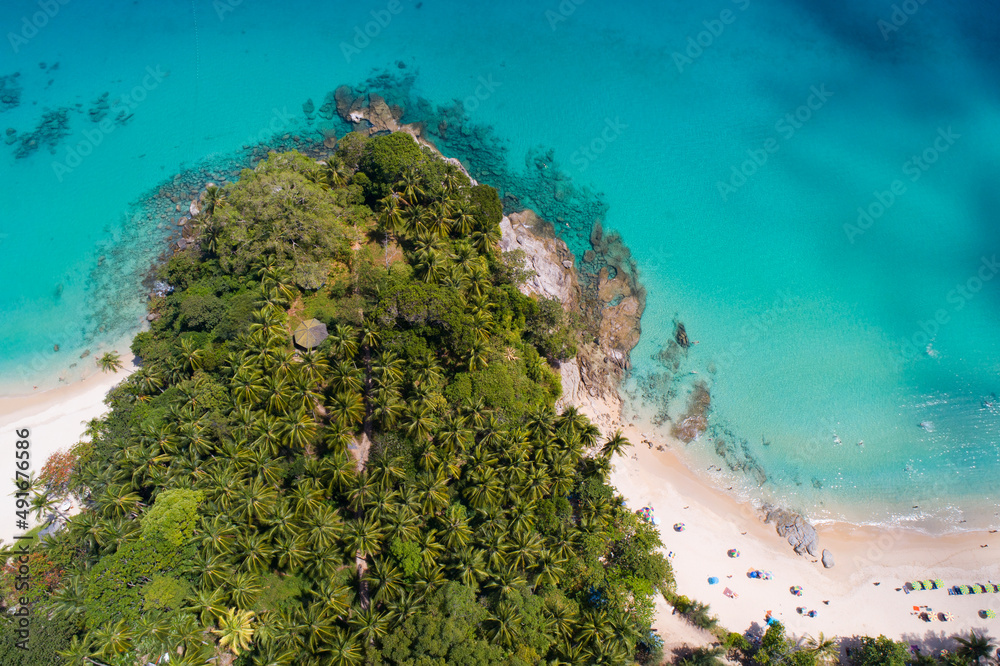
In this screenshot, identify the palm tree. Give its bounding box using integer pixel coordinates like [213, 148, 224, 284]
[679, 645, 727, 666]
[328, 628, 364, 666]
[344, 515, 383, 559]
[954, 632, 996, 665]
[91, 619, 135, 660]
[212, 607, 256, 656]
[176, 338, 205, 374]
[329, 324, 359, 362]
[486, 601, 522, 647]
[330, 391, 365, 430]
[330, 360, 363, 394]
[97, 351, 123, 373]
[203, 184, 227, 215]
[801, 632, 840, 665]
[279, 407, 319, 451]
[404, 402, 438, 442]
[56, 634, 94, 666]
[323, 157, 351, 188]
[467, 339, 489, 371]
[450, 203, 477, 236]
[349, 605, 389, 644]
[600, 430, 632, 460]
[395, 167, 425, 205]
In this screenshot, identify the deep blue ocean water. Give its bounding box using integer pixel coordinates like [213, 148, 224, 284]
[1, 0, 998, 529]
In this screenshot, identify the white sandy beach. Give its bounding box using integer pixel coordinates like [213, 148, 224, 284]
[0, 348, 136, 547]
[606, 417, 1000, 653]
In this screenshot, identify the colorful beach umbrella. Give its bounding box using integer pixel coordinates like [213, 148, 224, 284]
[728, 549, 740, 558]
[942, 613, 955, 622]
[790, 586, 803, 596]
[673, 523, 685, 532]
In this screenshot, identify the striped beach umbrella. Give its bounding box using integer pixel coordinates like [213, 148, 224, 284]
[983, 609, 997, 619]
[958, 585, 973, 595]
[912, 581, 925, 591]
[934, 579, 945, 589]
[974, 584, 989, 594]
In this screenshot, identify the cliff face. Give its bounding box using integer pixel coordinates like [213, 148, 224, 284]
[498, 210, 644, 430]
[499, 210, 579, 308]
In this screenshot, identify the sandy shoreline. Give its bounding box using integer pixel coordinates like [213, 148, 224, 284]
[588, 400, 1000, 649]
[0, 346, 137, 546]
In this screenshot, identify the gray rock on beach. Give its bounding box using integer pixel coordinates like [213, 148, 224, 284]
[765, 507, 820, 557]
[822, 549, 835, 568]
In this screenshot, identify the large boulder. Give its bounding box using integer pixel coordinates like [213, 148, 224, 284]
[822, 549, 835, 568]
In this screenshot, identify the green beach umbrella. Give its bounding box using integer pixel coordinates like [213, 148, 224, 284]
[983, 609, 997, 619]
[293, 318, 328, 349]
[974, 584, 989, 594]
[934, 579, 945, 589]
[959, 585, 973, 595]
[912, 581, 925, 591]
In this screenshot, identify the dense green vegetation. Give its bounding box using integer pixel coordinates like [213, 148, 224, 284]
[1, 132, 672, 665]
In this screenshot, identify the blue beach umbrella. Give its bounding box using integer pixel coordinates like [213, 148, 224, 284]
[708, 577, 720, 585]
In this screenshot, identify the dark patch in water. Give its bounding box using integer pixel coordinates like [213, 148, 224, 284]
[14, 107, 73, 158]
[0, 73, 22, 112]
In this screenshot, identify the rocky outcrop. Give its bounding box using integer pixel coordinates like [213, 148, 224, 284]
[764, 506, 821, 557]
[822, 549, 835, 568]
[500, 210, 579, 307]
[332, 88, 477, 184]
[498, 209, 644, 429]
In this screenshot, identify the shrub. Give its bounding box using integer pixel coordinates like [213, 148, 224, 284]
[359, 132, 423, 186]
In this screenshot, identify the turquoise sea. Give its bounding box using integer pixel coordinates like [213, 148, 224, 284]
[2, 0, 998, 530]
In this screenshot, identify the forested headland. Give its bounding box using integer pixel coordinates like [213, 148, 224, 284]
[0, 131, 672, 666]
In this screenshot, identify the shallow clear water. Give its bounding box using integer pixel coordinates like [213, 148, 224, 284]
[1, 0, 998, 529]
